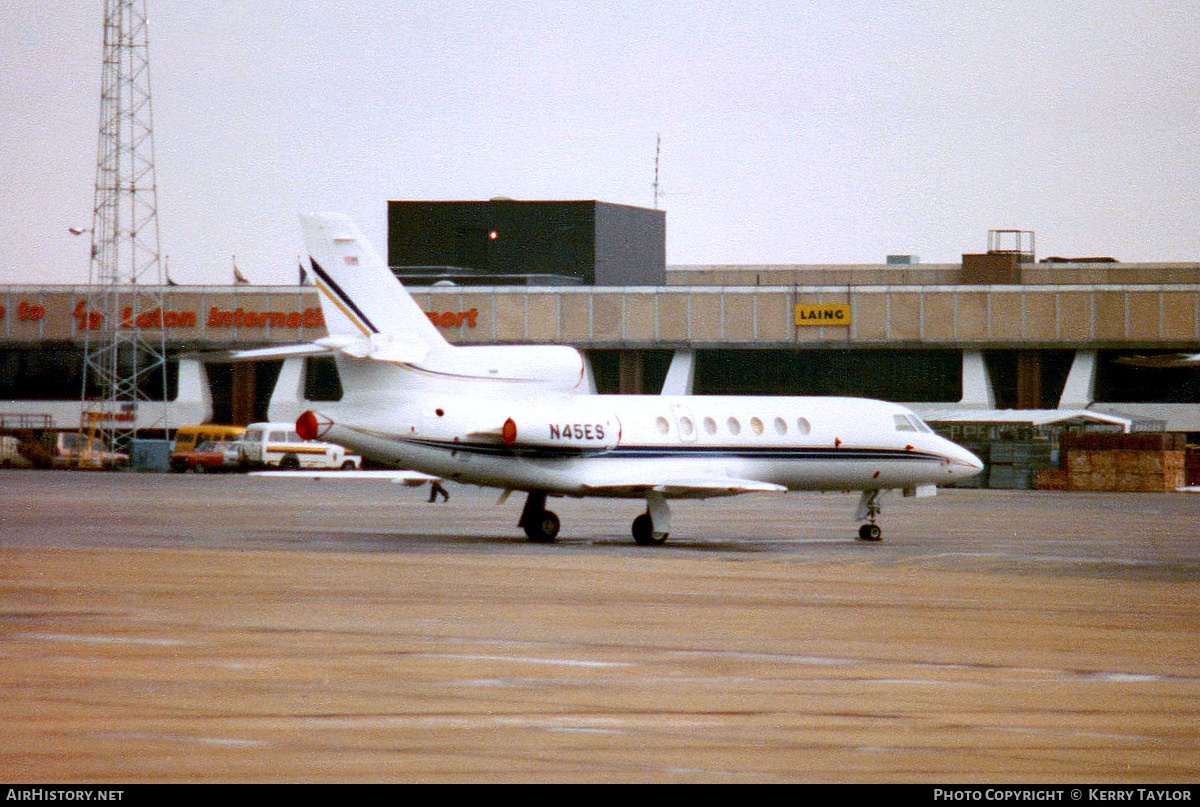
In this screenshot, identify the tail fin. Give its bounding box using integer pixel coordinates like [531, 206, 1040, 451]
[301, 212, 447, 349]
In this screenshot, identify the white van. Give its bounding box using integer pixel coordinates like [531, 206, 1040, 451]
[240, 422, 361, 470]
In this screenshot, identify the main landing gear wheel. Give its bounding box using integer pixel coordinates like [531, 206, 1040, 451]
[524, 510, 560, 543]
[519, 491, 559, 543]
[632, 513, 667, 546]
[632, 493, 672, 546]
[857, 523, 883, 542]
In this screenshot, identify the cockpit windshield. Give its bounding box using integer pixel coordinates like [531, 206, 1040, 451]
[894, 413, 932, 434]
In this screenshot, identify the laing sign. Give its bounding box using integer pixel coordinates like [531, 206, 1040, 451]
[795, 303, 851, 326]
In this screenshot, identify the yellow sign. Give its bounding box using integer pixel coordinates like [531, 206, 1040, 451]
[795, 303, 851, 326]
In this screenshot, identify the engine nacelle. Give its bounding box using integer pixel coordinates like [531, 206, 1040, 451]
[422, 344, 587, 392]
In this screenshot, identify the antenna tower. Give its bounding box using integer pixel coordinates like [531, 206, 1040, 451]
[81, 0, 170, 453]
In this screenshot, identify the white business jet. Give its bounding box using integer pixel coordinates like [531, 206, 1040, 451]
[269, 213, 982, 545]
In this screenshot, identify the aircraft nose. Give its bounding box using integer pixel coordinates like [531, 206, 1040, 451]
[935, 436, 983, 475]
[952, 443, 985, 475]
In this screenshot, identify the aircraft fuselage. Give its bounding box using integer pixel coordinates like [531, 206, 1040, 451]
[311, 385, 981, 498]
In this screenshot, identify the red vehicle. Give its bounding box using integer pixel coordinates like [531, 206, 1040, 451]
[185, 440, 245, 473]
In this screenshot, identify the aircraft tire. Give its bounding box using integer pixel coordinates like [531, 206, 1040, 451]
[857, 524, 883, 542]
[632, 513, 667, 546]
[524, 509, 560, 543]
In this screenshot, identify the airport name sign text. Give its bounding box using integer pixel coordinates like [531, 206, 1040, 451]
[0, 298, 482, 333]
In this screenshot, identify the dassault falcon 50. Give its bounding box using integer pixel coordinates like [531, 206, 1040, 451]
[249, 212, 983, 545]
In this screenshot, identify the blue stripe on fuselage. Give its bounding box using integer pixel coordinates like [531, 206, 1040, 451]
[400, 436, 946, 463]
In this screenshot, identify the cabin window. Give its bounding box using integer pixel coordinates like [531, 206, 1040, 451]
[773, 416, 787, 435]
[703, 417, 717, 435]
[656, 416, 670, 435]
[796, 417, 811, 435]
[750, 417, 764, 435]
[727, 417, 741, 435]
[679, 416, 695, 437]
[894, 414, 917, 432]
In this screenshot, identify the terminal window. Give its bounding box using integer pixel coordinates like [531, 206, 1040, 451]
[694, 349, 962, 401]
[0, 345, 177, 402]
[1096, 350, 1200, 403]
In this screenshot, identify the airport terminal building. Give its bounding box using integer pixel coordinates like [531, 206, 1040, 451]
[3, 199, 1200, 478]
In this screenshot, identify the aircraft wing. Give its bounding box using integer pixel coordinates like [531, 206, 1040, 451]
[1113, 353, 1200, 368]
[251, 469, 439, 487]
[581, 474, 786, 499]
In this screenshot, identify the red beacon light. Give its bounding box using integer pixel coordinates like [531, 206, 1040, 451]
[502, 417, 517, 446]
[296, 410, 320, 441]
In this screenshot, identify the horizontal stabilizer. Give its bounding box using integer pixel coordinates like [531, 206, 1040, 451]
[214, 332, 429, 365]
[337, 331, 430, 364]
[225, 343, 336, 362]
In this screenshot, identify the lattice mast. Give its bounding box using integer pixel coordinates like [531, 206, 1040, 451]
[81, 0, 169, 452]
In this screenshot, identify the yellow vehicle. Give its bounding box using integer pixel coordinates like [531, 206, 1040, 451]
[170, 424, 246, 472]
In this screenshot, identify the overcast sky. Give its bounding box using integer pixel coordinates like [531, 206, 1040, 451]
[2, 1, 1199, 286]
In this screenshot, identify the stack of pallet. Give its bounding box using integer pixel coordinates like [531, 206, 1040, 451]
[987, 441, 1055, 489]
[1188, 452, 1200, 487]
[1053, 433, 1187, 492]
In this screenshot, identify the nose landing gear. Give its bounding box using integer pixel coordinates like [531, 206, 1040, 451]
[855, 490, 884, 542]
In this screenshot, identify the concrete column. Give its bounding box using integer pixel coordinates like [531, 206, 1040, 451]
[1016, 350, 1042, 409]
[660, 350, 695, 395]
[958, 350, 995, 408]
[1058, 350, 1098, 409]
[231, 362, 256, 426]
[174, 359, 211, 423]
[618, 350, 644, 394]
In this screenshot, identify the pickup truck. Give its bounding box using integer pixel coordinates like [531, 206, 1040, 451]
[239, 422, 361, 470]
